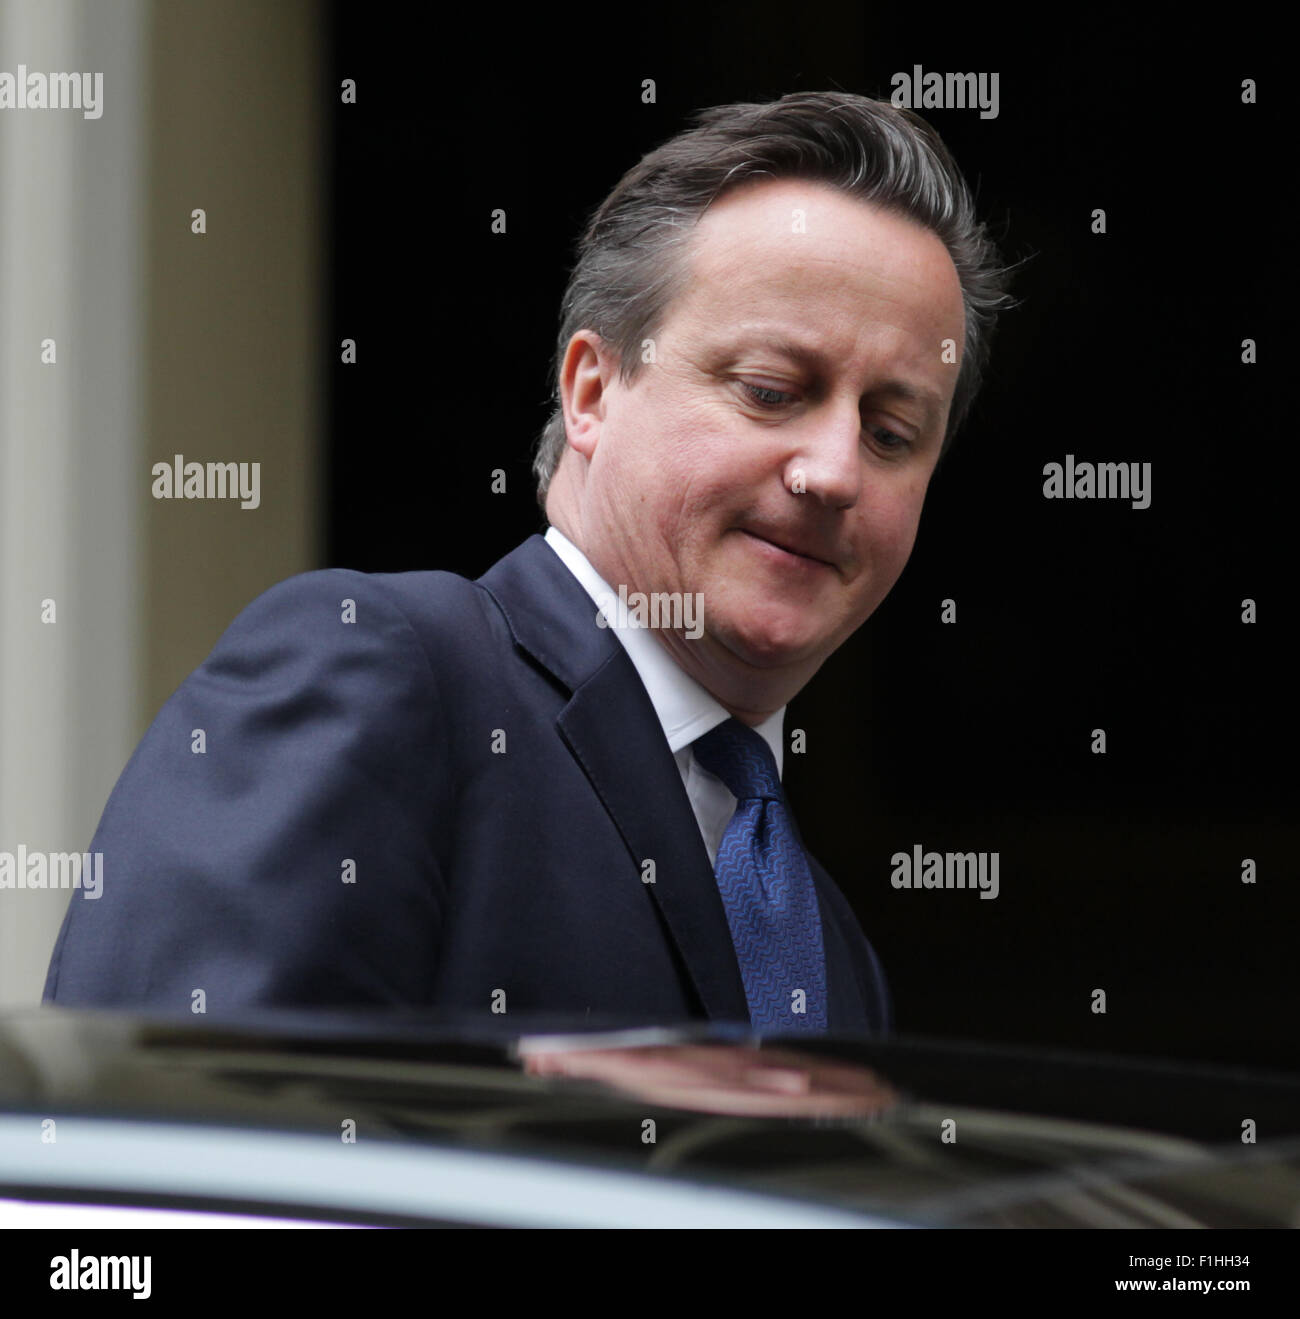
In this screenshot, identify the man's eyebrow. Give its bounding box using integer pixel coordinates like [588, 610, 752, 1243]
[874, 376, 944, 420]
[727, 332, 946, 419]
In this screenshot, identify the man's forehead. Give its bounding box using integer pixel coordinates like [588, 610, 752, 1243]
[665, 180, 963, 387]
[680, 177, 964, 327]
[700, 175, 864, 228]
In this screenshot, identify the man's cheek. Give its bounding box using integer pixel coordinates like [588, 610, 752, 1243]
[879, 504, 925, 560]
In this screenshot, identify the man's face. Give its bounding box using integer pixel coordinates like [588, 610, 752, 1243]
[559, 177, 966, 717]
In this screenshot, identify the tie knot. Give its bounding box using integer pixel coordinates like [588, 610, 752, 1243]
[692, 717, 781, 802]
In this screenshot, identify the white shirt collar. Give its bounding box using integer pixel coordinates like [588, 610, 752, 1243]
[543, 525, 785, 775]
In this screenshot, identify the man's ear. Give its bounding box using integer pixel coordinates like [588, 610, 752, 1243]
[559, 329, 614, 459]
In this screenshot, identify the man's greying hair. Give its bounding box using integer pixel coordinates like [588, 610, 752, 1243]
[533, 90, 1016, 510]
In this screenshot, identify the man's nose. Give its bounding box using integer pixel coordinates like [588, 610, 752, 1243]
[785, 401, 863, 509]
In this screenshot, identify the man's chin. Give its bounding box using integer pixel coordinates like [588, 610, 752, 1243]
[712, 615, 827, 672]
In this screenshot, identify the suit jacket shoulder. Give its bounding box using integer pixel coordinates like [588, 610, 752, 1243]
[45, 567, 467, 1009]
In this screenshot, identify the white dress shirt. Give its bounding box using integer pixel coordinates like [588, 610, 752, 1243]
[543, 525, 786, 867]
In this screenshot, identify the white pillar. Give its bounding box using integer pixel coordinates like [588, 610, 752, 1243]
[0, 0, 146, 1005]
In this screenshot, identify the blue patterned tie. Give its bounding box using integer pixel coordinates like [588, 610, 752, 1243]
[692, 717, 829, 1032]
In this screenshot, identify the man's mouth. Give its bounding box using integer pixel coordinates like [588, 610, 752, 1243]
[740, 528, 836, 571]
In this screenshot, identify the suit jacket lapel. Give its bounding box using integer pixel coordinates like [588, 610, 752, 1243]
[478, 535, 750, 1023]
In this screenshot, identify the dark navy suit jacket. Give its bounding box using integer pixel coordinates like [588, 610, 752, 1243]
[43, 534, 892, 1034]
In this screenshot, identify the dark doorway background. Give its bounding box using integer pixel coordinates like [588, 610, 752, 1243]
[325, 5, 1294, 1072]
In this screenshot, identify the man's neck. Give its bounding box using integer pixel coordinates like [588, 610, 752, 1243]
[545, 518, 796, 727]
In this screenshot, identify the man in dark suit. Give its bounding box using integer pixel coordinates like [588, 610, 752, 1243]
[44, 92, 1012, 1034]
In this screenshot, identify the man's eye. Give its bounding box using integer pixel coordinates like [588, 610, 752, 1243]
[868, 425, 911, 451]
[740, 382, 913, 451]
[740, 382, 795, 408]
